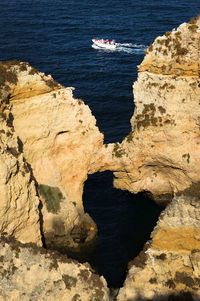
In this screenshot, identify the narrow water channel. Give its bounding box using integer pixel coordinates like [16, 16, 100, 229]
[83, 171, 162, 288]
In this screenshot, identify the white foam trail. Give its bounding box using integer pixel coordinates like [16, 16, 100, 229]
[92, 40, 147, 54]
[117, 43, 146, 48]
[92, 43, 147, 54]
[116, 46, 146, 54]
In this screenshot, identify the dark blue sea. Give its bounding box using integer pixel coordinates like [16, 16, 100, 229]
[1, 0, 199, 288]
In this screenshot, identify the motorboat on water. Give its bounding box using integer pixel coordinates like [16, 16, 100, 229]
[92, 39, 117, 50]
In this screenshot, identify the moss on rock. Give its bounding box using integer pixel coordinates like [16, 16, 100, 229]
[38, 184, 64, 214]
[62, 274, 77, 289]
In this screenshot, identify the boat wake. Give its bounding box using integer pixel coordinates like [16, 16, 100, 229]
[92, 40, 147, 54]
[116, 42, 147, 54]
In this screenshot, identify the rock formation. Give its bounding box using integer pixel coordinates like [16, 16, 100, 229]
[1, 15, 200, 301]
[0, 97, 41, 245]
[0, 236, 109, 301]
[118, 16, 200, 204]
[91, 16, 200, 206]
[0, 60, 101, 254]
[117, 194, 200, 300]
[116, 16, 200, 300]
[0, 60, 110, 299]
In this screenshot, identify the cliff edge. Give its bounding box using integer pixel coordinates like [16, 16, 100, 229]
[0, 60, 102, 256]
[116, 16, 200, 204]
[1, 15, 200, 300]
[91, 16, 200, 206]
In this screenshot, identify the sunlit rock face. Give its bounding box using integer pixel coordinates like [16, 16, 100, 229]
[0, 60, 101, 253]
[115, 16, 200, 301]
[0, 98, 41, 245]
[0, 237, 109, 301]
[117, 194, 200, 301]
[115, 16, 200, 204]
[90, 16, 200, 206]
[1, 14, 200, 299]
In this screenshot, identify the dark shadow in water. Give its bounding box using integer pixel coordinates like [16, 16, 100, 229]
[83, 171, 162, 288]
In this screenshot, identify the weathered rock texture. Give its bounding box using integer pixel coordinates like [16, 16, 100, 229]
[7, 61, 103, 212]
[0, 60, 101, 253]
[117, 195, 200, 300]
[0, 98, 41, 245]
[91, 16, 200, 206]
[1, 15, 200, 300]
[0, 237, 109, 301]
[0, 62, 109, 298]
[115, 15, 200, 301]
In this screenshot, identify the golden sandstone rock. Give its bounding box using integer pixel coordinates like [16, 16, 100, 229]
[117, 196, 200, 300]
[0, 237, 109, 301]
[117, 16, 200, 300]
[0, 60, 101, 253]
[89, 17, 200, 206]
[1, 15, 200, 300]
[0, 97, 41, 245]
[111, 16, 200, 205]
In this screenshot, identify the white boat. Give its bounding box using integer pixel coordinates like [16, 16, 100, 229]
[92, 39, 117, 50]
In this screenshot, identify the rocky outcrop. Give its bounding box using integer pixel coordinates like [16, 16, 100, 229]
[90, 16, 200, 205]
[6, 61, 103, 212]
[0, 62, 109, 298]
[116, 16, 200, 204]
[117, 194, 200, 300]
[115, 15, 200, 301]
[0, 60, 101, 253]
[0, 236, 109, 301]
[0, 98, 41, 245]
[1, 15, 200, 300]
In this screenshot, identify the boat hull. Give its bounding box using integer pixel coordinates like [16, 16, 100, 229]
[92, 39, 117, 50]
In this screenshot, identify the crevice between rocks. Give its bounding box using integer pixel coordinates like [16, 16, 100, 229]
[83, 171, 163, 289]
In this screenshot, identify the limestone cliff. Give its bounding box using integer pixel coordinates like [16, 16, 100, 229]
[117, 194, 200, 300]
[1, 15, 200, 300]
[118, 16, 200, 204]
[116, 16, 200, 301]
[91, 16, 200, 205]
[0, 97, 41, 245]
[0, 60, 101, 254]
[0, 236, 109, 301]
[0, 61, 110, 299]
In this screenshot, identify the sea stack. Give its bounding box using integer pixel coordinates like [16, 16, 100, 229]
[110, 16, 200, 206]
[117, 16, 200, 300]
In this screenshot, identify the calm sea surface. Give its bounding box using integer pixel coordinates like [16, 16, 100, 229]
[1, 0, 199, 287]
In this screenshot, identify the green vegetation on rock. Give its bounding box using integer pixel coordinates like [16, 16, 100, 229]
[38, 184, 64, 214]
[0, 61, 18, 86]
[126, 131, 134, 143]
[113, 142, 126, 158]
[188, 24, 198, 32]
[62, 274, 77, 289]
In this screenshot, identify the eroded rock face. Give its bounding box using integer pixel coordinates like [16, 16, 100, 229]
[115, 16, 200, 300]
[6, 61, 103, 212]
[0, 60, 101, 253]
[0, 99, 41, 245]
[0, 237, 109, 301]
[91, 16, 200, 205]
[117, 195, 200, 300]
[1, 16, 200, 299]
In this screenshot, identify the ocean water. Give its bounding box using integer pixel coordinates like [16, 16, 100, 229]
[1, 0, 200, 287]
